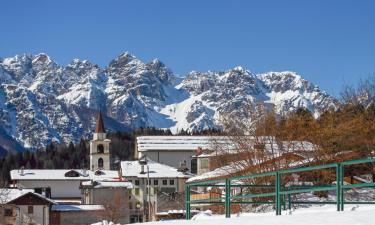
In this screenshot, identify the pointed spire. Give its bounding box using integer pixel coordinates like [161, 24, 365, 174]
[95, 111, 106, 133]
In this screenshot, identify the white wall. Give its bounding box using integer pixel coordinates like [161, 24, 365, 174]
[17, 205, 49, 225]
[18, 180, 83, 198]
[140, 151, 195, 172]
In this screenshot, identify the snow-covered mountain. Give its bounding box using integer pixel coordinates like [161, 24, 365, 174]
[0, 52, 337, 151]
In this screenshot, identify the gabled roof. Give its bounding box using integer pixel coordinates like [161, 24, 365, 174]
[120, 159, 193, 179]
[0, 189, 56, 205]
[0, 188, 34, 204]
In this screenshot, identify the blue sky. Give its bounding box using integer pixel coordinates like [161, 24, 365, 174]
[1, 0, 374, 96]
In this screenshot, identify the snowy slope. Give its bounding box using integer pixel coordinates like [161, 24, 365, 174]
[0, 52, 337, 150]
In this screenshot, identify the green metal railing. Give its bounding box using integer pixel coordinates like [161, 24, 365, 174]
[185, 157, 375, 219]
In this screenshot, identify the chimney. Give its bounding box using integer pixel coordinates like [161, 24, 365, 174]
[82, 168, 88, 177]
[20, 166, 24, 176]
[177, 160, 189, 173]
[196, 147, 203, 156]
[117, 169, 123, 181]
[140, 165, 145, 174]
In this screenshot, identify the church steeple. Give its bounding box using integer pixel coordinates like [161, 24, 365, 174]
[95, 111, 105, 133]
[90, 110, 111, 171]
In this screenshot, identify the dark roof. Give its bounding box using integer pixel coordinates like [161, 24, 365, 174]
[95, 111, 106, 133]
[7, 192, 56, 205]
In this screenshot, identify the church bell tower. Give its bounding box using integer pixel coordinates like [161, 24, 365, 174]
[90, 111, 111, 171]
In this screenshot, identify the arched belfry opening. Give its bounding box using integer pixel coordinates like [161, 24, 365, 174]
[97, 144, 104, 153]
[98, 158, 104, 168]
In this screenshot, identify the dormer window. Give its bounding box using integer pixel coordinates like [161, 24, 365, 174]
[65, 170, 80, 177]
[97, 144, 104, 153]
[95, 169, 105, 176]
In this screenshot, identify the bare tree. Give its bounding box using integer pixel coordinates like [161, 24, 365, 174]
[102, 191, 127, 223]
[341, 74, 375, 107]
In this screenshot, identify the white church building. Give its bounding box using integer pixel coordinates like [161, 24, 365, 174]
[10, 112, 118, 200]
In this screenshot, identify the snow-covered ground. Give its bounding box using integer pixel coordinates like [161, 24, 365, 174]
[93, 188, 375, 225]
[188, 205, 375, 225]
[93, 205, 375, 225]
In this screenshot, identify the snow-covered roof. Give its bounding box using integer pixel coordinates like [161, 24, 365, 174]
[52, 204, 105, 211]
[10, 169, 121, 181]
[187, 163, 240, 183]
[81, 180, 133, 189]
[121, 159, 193, 179]
[137, 136, 316, 156]
[0, 188, 56, 204]
[188, 157, 312, 183]
[196, 138, 316, 158]
[136, 136, 232, 152]
[0, 188, 34, 204]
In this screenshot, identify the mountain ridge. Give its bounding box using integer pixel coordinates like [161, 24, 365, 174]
[0, 52, 337, 152]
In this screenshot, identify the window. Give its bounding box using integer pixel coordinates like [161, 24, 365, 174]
[28, 206, 33, 214]
[162, 180, 167, 185]
[135, 180, 140, 186]
[4, 208, 12, 216]
[35, 188, 42, 194]
[149, 180, 151, 185]
[200, 158, 209, 170]
[97, 144, 104, 153]
[191, 158, 197, 174]
[98, 158, 104, 168]
[153, 180, 158, 185]
[169, 179, 175, 185]
[160, 187, 176, 193]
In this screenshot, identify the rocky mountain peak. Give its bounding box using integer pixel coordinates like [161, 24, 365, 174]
[32, 53, 52, 64]
[0, 52, 338, 151]
[146, 58, 174, 83]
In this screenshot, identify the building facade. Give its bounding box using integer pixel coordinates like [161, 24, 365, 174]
[0, 189, 55, 225]
[121, 159, 193, 222]
[81, 180, 132, 224]
[135, 136, 222, 173]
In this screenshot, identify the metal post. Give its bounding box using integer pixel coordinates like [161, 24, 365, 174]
[288, 193, 291, 210]
[185, 185, 191, 220]
[147, 165, 151, 221]
[275, 172, 281, 215]
[225, 179, 231, 218]
[340, 164, 344, 211]
[336, 163, 341, 211]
